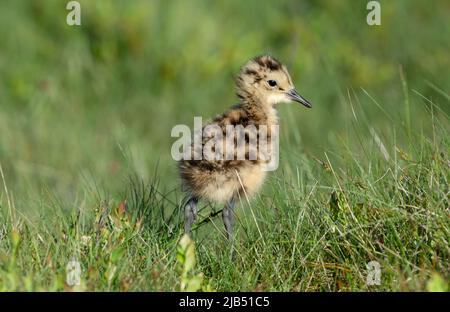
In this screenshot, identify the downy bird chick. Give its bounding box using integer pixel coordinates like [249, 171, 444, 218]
[178, 55, 311, 240]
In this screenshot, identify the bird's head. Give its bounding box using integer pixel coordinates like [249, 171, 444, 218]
[235, 55, 311, 108]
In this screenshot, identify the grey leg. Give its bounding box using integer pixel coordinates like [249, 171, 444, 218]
[184, 197, 198, 234]
[222, 198, 236, 241]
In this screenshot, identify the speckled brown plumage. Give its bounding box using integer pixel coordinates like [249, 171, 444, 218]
[179, 55, 312, 237]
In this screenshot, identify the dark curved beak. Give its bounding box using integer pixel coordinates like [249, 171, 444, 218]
[287, 89, 312, 108]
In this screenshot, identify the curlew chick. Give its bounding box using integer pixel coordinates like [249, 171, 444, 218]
[178, 55, 311, 240]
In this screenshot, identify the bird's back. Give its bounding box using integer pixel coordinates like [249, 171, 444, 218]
[178, 103, 275, 203]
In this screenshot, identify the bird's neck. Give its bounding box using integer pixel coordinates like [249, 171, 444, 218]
[241, 96, 279, 126]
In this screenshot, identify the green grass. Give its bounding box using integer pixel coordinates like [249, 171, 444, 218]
[0, 0, 449, 291]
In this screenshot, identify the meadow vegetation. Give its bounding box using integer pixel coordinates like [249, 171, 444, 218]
[0, 0, 448, 291]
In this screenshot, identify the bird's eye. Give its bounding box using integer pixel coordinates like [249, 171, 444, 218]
[267, 80, 277, 87]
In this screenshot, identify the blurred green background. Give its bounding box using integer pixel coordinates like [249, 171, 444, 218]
[0, 0, 449, 211]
